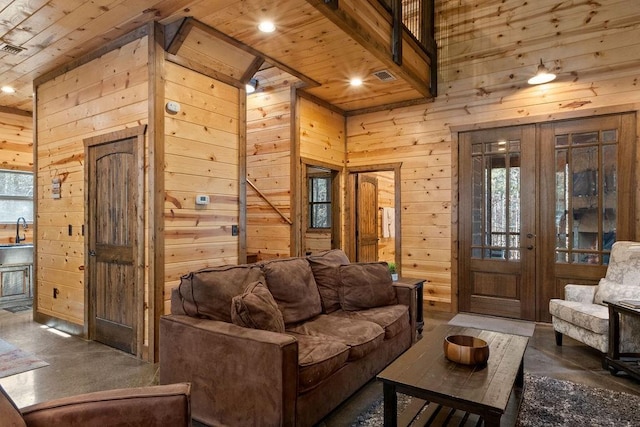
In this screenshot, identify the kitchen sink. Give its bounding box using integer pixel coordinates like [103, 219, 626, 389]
[0, 244, 34, 265]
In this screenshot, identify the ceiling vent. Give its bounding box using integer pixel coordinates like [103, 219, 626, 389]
[0, 43, 25, 55]
[372, 69, 396, 82]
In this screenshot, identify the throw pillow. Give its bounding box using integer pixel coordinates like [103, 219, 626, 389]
[307, 249, 351, 313]
[178, 264, 265, 322]
[231, 281, 285, 332]
[339, 262, 397, 311]
[262, 257, 323, 325]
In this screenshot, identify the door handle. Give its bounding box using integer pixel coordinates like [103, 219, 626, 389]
[89, 250, 96, 257]
[527, 233, 536, 239]
[526, 245, 534, 250]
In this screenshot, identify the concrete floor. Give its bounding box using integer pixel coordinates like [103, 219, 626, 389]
[1, 308, 639, 425]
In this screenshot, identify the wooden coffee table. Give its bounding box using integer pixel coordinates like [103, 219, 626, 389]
[377, 324, 529, 426]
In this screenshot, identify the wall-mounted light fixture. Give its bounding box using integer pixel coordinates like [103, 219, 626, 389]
[527, 59, 556, 85]
[246, 78, 259, 94]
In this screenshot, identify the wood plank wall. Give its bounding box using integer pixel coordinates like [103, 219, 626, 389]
[163, 61, 240, 312]
[0, 108, 33, 243]
[347, 0, 640, 312]
[299, 97, 346, 255]
[35, 36, 149, 325]
[246, 68, 295, 260]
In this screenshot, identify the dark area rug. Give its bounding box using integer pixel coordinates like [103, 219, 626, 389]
[350, 374, 640, 426]
[516, 374, 640, 426]
[3, 305, 32, 313]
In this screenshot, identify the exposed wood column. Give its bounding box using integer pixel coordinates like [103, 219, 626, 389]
[148, 21, 165, 363]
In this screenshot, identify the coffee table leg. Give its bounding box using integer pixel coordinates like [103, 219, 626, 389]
[516, 359, 524, 388]
[383, 383, 397, 427]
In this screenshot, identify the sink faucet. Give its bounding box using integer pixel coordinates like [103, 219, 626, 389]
[16, 217, 27, 244]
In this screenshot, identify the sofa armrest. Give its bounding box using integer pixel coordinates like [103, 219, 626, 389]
[393, 282, 418, 343]
[160, 315, 298, 427]
[564, 284, 598, 303]
[21, 383, 191, 427]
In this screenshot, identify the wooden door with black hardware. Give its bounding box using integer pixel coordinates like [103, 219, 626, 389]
[356, 174, 379, 262]
[86, 127, 144, 355]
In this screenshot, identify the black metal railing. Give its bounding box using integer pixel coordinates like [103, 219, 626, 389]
[379, 0, 437, 95]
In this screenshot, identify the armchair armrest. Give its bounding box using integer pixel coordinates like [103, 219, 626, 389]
[21, 383, 191, 427]
[159, 315, 298, 426]
[564, 284, 598, 303]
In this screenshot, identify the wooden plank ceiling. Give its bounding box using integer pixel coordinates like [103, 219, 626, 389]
[0, 0, 431, 113]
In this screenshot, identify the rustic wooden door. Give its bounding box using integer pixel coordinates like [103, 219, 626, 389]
[537, 113, 636, 321]
[86, 127, 143, 355]
[356, 174, 379, 262]
[459, 125, 537, 320]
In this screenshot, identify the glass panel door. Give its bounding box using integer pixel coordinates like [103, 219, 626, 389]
[554, 130, 617, 264]
[459, 125, 536, 320]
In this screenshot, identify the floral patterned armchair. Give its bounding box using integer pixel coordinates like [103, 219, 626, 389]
[549, 241, 640, 354]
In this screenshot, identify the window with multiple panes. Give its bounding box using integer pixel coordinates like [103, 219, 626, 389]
[0, 170, 33, 223]
[308, 175, 331, 229]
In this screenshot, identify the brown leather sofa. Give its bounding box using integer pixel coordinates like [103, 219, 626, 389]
[160, 249, 418, 426]
[1, 383, 191, 426]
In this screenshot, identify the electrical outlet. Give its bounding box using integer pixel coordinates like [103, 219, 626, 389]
[231, 225, 238, 236]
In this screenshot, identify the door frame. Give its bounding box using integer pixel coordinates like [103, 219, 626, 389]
[452, 108, 639, 320]
[346, 163, 402, 272]
[83, 125, 146, 358]
[301, 158, 342, 253]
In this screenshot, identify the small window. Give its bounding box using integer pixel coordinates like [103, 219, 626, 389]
[0, 170, 33, 223]
[308, 175, 331, 229]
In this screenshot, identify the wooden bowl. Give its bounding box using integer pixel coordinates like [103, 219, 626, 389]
[443, 335, 490, 365]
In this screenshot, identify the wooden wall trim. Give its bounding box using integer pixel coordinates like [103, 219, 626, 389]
[291, 87, 302, 257]
[165, 53, 243, 89]
[239, 88, 248, 263]
[148, 22, 166, 363]
[31, 81, 39, 326]
[33, 312, 84, 337]
[297, 91, 345, 116]
[0, 106, 31, 117]
[33, 25, 150, 87]
[345, 97, 431, 117]
[449, 103, 640, 133]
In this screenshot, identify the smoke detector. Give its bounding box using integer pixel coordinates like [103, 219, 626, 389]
[372, 69, 396, 82]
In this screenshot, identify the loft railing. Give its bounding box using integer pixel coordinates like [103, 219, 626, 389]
[379, 0, 437, 95]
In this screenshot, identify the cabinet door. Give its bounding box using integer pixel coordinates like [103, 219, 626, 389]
[0, 265, 31, 299]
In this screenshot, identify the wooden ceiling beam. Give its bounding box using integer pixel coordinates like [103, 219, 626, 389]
[305, 0, 432, 99]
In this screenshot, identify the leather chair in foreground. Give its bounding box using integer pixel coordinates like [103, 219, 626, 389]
[0, 382, 191, 427]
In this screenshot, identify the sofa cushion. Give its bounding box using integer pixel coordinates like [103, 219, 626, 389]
[262, 258, 323, 325]
[231, 281, 285, 333]
[338, 262, 397, 311]
[286, 333, 350, 393]
[329, 305, 409, 339]
[594, 277, 640, 306]
[287, 314, 384, 361]
[307, 249, 351, 314]
[549, 299, 609, 334]
[177, 264, 265, 322]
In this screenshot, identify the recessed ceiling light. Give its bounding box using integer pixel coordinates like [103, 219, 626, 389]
[258, 21, 276, 33]
[350, 78, 363, 87]
[1, 86, 15, 93]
